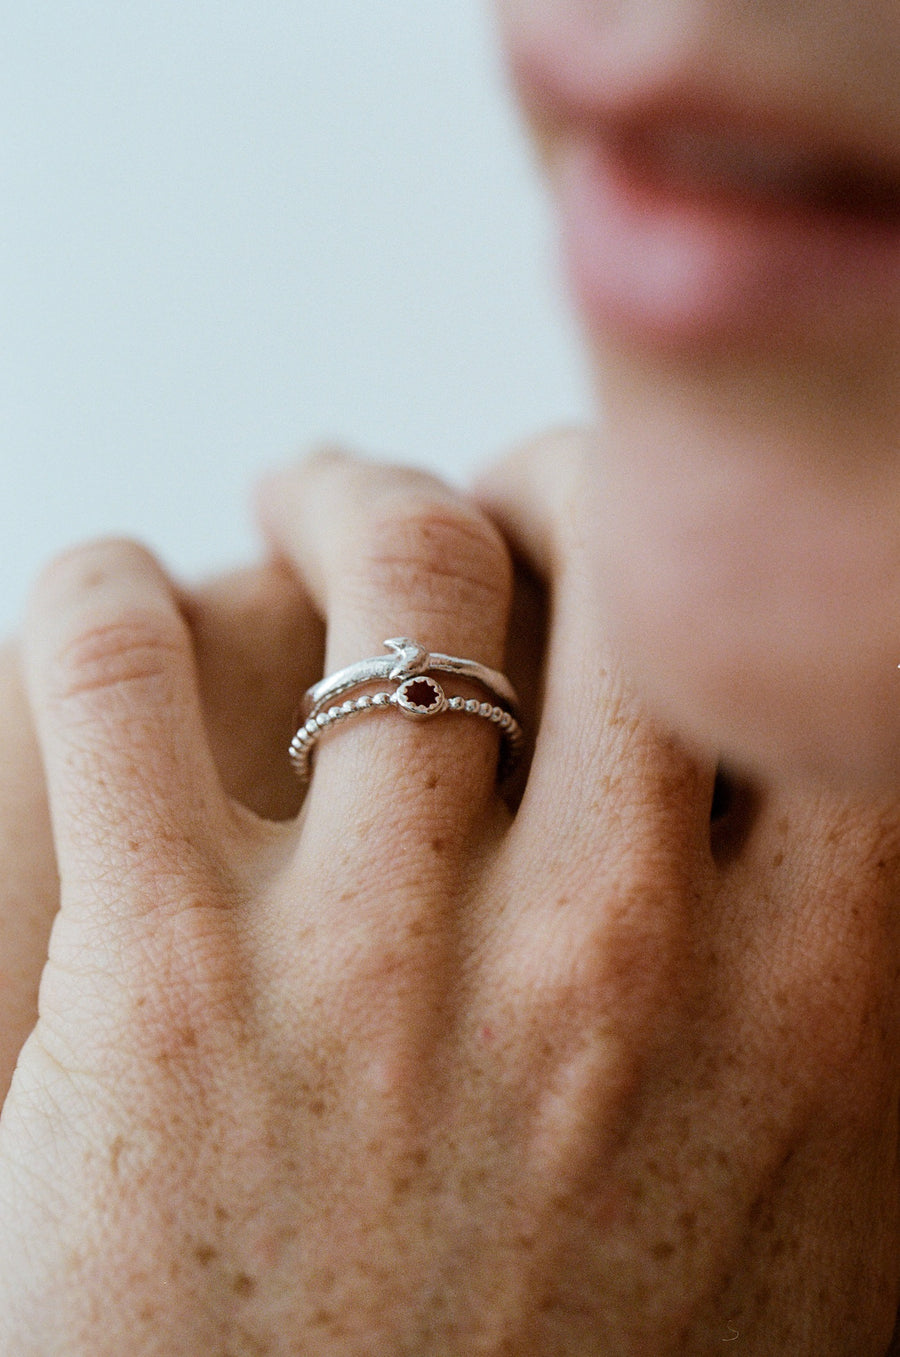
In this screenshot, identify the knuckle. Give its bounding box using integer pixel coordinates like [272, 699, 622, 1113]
[50, 610, 185, 706]
[150, 903, 241, 1018]
[111, 892, 245, 1069]
[774, 888, 899, 1122]
[360, 493, 513, 621]
[511, 424, 599, 467]
[303, 443, 356, 478]
[32, 539, 186, 707]
[33, 536, 159, 604]
[515, 874, 691, 1034]
[480, 426, 596, 499]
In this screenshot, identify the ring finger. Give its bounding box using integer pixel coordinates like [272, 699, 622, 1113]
[255, 450, 516, 866]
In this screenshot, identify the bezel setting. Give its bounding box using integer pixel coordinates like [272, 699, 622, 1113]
[395, 675, 447, 718]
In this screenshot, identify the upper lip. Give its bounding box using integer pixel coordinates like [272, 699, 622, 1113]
[506, 33, 900, 221]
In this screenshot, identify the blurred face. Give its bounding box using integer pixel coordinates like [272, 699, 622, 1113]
[495, 0, 900, 787]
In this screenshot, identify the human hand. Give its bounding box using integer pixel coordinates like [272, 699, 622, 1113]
[1, 450, 899, 1355]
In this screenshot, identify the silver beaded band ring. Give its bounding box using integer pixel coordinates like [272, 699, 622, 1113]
[289, 677, 524, 786]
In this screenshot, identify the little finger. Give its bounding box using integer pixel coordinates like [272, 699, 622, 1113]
[23, 539, 244, 936]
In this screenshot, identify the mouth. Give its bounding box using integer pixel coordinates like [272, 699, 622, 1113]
[508, 43, 900, 349]
[612, 122, 900, 227]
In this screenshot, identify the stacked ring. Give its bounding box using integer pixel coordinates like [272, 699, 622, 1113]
[289, 637, 523, 786]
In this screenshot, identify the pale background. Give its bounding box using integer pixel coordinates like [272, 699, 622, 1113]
[1, 0, 591, 633]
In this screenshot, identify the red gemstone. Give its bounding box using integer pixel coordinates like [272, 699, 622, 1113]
[403, 678, 441, 710]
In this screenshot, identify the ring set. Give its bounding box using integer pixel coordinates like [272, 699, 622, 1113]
[289, 637, 523, 785]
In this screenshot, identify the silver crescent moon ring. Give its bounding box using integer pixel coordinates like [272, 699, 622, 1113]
[289, 637, 523, 786]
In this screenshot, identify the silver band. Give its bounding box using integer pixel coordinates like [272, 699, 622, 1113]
[302, 636, 519, 721]
[289, 682, 524, 786]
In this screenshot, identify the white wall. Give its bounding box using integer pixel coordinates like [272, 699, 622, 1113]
[1, 1, 591, 633]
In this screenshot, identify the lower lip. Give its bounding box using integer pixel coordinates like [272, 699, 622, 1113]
[556, 137, 900, 352]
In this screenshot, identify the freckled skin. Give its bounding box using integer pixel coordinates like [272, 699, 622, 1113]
[15, 459, 900, 1351]
[1, 185, 900, 1357]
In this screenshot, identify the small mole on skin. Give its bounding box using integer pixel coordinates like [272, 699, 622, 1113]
[425, 773, 439, 790]
[430, 837, 445, 854]
[194, 1244, 219, 1266]
[232, 1273, 255, 1297]
[772, 851, 784, 867]
[109, 1136, 125, 1174]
